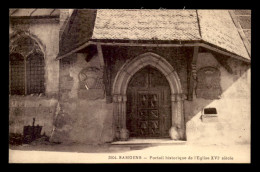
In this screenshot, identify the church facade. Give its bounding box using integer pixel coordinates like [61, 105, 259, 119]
[9, 9, 251, 145]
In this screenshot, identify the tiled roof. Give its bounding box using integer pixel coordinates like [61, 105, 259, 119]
[92, 9, 201, 41]
[197, 10, 250, 60]
[91, 9, 250, 61]
[9, 9, 251, 61]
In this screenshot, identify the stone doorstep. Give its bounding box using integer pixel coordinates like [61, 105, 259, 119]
[110, 138, 187, 146]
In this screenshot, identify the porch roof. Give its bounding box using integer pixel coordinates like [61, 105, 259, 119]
[92, 9, 201, 41]
[57, 9, 251, 62]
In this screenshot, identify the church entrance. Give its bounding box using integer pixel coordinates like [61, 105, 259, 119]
[126, 66, 171, 138]
[112, 52, 184, 141]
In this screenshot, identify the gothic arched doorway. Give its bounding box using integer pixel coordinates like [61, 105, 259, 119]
[112, 52, 184, 141]
[126, 66, 171, 138]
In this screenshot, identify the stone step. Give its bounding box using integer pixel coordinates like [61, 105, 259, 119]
[110, 139, 187, 146]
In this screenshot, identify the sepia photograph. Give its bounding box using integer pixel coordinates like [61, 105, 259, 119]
[9, 8, 251, 163]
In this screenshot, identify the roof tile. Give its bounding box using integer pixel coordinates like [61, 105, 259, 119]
[92, 9, 201, 40]
[197, 10, 250, 60]
[91, 9, 250, 60]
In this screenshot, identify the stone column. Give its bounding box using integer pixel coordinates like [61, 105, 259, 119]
[117, 95, 122, 128]
[169, 93, 185, 140]
[112, 95, 120, 140]
[170, 94, 177, 127]
[119, 95, 129, 141]
[177, 94, 185, 140]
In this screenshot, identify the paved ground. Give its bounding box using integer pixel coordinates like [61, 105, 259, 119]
[9, 142, 250, 163]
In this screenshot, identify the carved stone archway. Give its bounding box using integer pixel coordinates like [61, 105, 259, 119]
[112, 52, 185, 141]
[9, 31, 46, 58]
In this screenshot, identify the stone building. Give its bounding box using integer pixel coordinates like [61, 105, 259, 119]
[9, 9, 251, 145]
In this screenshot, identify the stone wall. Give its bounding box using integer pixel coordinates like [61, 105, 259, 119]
[10, 20, 60, 96]
[53, 46, 250, 145]
[50, 53, 114, 144]
[9, 20, 60, 137]
[9, 11, 250, 145]
[52, 46, 192, 144]
[185, 52, 250, 145]
[9, 96, 58, 136]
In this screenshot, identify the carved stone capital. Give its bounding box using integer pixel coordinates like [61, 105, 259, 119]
[171, 94, 176, 102]
[171, 93, 185, 102]
[113, 95, 118, 103]
[122, 95, 127, 102]
[117, 95, 123, 102]
[176, 94, 183, 101]
[113, 94, 124, 102]
[181, 94, 187, 100]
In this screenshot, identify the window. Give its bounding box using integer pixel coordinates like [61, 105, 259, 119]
[9, 36, 45, 95]
[204, 108, 217, 114]
[10, 53, 25, 95]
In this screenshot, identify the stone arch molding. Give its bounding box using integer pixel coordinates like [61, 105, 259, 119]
[9, 30, 46, 59]
[112, 52, 186, 141]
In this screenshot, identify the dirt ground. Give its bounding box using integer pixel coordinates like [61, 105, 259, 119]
[9, 142, 250, 163]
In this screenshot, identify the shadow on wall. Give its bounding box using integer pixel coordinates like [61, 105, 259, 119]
[37, 46, 250, 146]
[100, 46, 250, 146]
[184, 50, 250, 146]
[49, 52, 115, 144]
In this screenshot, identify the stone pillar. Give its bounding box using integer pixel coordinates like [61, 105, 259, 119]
[121, 95, 127, 129]
[177, 94, 185, 140]
[119, 95, 129, 141]
[117, 95, 122, 128]
[112, 95, 120, 140]
[113, 94, 129, 141]
[169, 93, 185, 140]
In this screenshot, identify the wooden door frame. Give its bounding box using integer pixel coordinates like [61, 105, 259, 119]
[112, 52, 185, 141]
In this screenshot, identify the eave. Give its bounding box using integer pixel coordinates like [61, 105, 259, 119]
[56, 39, 250, 64]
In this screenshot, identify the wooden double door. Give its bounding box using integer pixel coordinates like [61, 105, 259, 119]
[126, 66, 171, 138]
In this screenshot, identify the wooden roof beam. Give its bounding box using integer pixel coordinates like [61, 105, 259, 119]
[56, 41, 250, 64]
[187, 46, 199, 101]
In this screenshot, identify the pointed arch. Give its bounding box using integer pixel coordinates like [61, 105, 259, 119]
[112, 52, 183, 95]
[9, 30, 46, 58]
[112, 52, 185, 141]
[9, 31, 45, 95]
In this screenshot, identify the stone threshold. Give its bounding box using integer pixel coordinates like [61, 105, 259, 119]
[111, 138, 186, 146]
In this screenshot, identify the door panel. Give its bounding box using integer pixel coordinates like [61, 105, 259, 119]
[126, 66, 171, 138]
